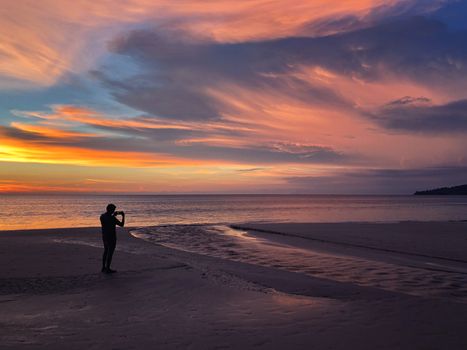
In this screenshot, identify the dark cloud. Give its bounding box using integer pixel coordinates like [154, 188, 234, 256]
[286, 166, 467, 194]
[167, 142, 348, 165]
[94, 13, 467, 126]
[0, 126, 47, 142]
[310, 16, 467, 83]
[95, 37, 351, 121]
[430, 0, 467, 30]
[384, 96, 432, 107]
[373, 98, 467, 133]
[83, 138, 348, 165]
[300, 0, 446, 37]
[235, 167, 266, 173]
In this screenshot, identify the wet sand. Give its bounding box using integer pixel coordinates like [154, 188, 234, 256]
[1, 222, 467, 349]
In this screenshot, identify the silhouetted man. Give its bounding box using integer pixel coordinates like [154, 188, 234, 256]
[100, 203, 125, 273]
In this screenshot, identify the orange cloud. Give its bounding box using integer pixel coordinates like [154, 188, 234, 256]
[0, 0, 406, 88]
[16, 105, 253, 135]
[0, 160, 300, 194]
[10, 70, 465, 172]
[17, 102, 349, 164]
[202, 76, 467, 169]
[10, 122, 98, 139]
[0, 131, 203, 167]
[2, 103, 283, 170]
[0, 181, 89, 193]
[292, 64, 460, 109]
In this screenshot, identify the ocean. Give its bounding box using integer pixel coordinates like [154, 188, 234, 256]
[1, 194, 466, 230]
[4, 194, 467, 300]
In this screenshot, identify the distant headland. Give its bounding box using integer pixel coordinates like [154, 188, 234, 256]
[414, 184, 467, 195]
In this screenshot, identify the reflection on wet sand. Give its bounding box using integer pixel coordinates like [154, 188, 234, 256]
[131, 224, 467, 302]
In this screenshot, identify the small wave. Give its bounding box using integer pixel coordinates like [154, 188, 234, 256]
[52, 237, 147, 255]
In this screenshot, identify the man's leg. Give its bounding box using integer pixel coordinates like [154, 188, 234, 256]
[102, 239, 109, 272]
[105, 238, 117, 272]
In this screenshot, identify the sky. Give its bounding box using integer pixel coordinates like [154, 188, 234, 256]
[1, 0, 467, 194]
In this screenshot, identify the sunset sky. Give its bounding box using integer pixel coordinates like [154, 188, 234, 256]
[1, 0, 467, 194]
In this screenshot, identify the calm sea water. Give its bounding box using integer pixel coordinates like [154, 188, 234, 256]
[1, 194, 466, 230]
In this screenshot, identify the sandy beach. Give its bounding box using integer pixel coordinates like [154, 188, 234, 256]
[1, 222, 467, 349]
[3, 0, 467, 348]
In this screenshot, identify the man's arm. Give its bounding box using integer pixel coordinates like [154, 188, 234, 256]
[115, 212, 125, 227]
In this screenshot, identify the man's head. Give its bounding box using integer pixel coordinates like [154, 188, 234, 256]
[106, 203, 116, 214]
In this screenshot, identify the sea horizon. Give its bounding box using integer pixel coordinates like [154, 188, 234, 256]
[2, 193, 466, 230]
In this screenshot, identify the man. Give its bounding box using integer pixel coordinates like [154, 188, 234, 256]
[100, 203, 125, 273]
